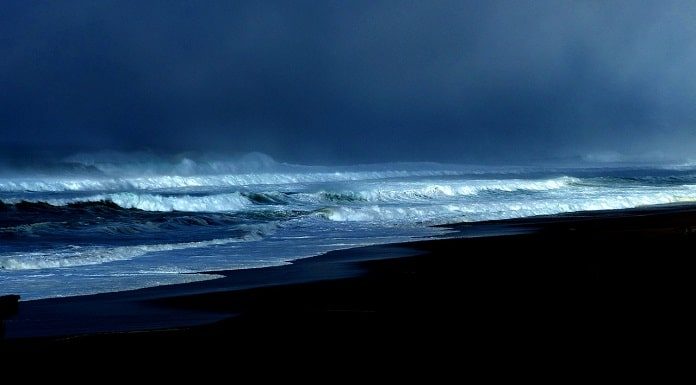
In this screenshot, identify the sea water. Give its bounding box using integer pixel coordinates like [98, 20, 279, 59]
[2, 153, 695, 299]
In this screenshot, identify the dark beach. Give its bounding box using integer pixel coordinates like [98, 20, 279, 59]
[2, 204, 693, 355]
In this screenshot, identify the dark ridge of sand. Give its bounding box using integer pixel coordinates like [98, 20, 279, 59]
[2, 204, 694, 356]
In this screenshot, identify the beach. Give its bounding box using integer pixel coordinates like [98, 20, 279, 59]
[3, 204, 692, 355]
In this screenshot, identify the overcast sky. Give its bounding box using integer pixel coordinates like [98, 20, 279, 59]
[2, 0, 696, 164]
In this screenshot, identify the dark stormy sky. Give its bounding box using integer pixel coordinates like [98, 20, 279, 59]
[2, 0, 696, 164]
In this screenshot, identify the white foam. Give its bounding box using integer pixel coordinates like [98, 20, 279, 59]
[0, 170, 464, 193]
[0, 237, 257, 271]
[99, 192, 253, 212]
[305, 176, 578, 203]
[6, 192, 254, 212]
[321, 205, 466, 223]
[321, 190, 696, 223]
[0, 178, 129, 192]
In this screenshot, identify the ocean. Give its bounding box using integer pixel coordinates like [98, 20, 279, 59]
[2, 153, 695, 300]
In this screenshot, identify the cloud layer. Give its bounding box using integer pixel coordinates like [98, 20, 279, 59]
[2, 1, 696, 163]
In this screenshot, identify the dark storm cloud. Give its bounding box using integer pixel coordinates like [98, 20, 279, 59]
[2, 0, 696, 163]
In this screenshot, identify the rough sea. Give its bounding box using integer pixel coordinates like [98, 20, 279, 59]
[3, 153, 695, 300]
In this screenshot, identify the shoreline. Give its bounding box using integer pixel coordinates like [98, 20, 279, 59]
[3, 203, 696, 352]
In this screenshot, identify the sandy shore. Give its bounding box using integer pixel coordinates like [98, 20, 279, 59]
[2, 204, 694, 355]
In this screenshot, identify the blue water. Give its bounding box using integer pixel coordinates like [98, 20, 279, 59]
[3, 153, 696, 300]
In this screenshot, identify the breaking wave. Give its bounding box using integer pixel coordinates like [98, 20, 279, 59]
[0, 176, 581, 212]
[0, 237, 257, 270]
[307, 177, 578, 203]
[321, 190, 696, 223]
[6, 158, 696, 300]
[0, 170, 467, 193]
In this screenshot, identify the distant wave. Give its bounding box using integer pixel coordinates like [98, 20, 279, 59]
[0, 199, 123, 212]
[321, 190, 696, 223]
[63, 151, 283, 176]
[304, 177, 578, 203]
[0, 170, 469, 193]
[0, 192, 287, 213]
[0, 176, 580, 211]
[4, 174, 696, 224]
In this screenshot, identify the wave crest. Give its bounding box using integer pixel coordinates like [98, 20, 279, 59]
[306, 177, 578, 204]
[320, 191, 696, 223]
